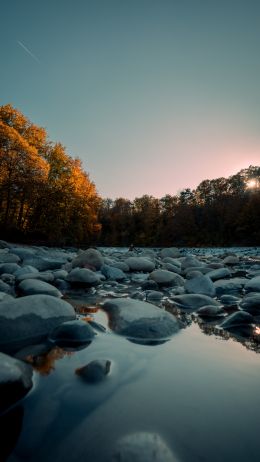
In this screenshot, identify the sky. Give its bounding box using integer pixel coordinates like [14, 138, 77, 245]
[1, 0, 260, 199]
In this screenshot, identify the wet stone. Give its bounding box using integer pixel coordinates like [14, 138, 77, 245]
[76, 359, 111, 383]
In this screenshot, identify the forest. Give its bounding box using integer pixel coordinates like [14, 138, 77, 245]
[0, 105, 259, 247]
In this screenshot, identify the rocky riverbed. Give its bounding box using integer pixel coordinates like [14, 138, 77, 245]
[0, 241, 260, 462]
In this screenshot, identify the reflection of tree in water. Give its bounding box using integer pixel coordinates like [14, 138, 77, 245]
[163, 299, 260, 353]
[25, 347, 74, 375]
[192, 315, 260, 354]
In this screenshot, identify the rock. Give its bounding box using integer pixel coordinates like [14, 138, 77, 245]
[0, 295, 75, 353]
[0, 253, 21, 264]
[181, 256, 204, 270]
[16, 272, 55, 283]
[49, 320, 95, 346]
[76, 359, 111, 383]
[220, 294, 240, 307]
[52, 270, 68, 279]
[160, 247, 181, 258]
[71, 248, 104, 270]
[0, 352, 33, 414]
[0, 263, 21, 275]
[162, 263, 181, 274]
[171, 294, 220, 311]
[149, 270, 184, 287]
[240, 293, 260, 314]
[22, 257, 65, 271]
[14, 265, 39, 277]
[214, 278, 247, 295]
[101, 264, 126, 281]
[0, 292, 14, 302]
[141, 280, 159, 290]
[9, 247, 36, 260]
[0, 280, 12, 294]
[1, 273, 15, 285]
[66, 268, 101, 287]
[207, 268, 231, 281]
[197, 305, 225, 318]
[146, 290, 163, 301]
[111, 432, 176, 462]
[103, 297, 179, 340]
[223, 255, 240, 265]
[0, 240, 10, 249]
[220, 311, 254, 329]
[244, 276, 260, 293]
[162, 257, 182, 267]
[184, 274, 216, 297]
[111, 261, 130, 272]
[18, 279, 62, 297]
[125, 257, 155, 272]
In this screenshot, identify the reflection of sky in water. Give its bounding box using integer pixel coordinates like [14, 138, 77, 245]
[4, 320, 260, 462]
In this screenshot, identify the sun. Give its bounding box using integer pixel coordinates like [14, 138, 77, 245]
[246, 179, 258, 189]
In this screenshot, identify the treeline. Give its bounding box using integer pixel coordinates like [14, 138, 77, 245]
[0, 105, 100, 245]
[98, 166, 260, 247]
[1, 104, 259, 247]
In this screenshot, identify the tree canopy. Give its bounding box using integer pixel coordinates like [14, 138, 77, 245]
[0, 104, 100, 245]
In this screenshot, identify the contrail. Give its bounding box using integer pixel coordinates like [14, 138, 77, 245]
[17, 40, 41, 64]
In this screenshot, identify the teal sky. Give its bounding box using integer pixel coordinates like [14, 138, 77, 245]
[1, 0, 260, 199]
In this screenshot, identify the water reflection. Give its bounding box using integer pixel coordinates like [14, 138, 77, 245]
[0, 405, 24, 461]
[25, 347, 74, 375]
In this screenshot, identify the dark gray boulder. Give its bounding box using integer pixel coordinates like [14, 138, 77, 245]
[49, 320, 95, 346]
[125, 257, 155, 272]
[239, 293, 260, 314]
[76, 359, 111, 383]
[18, 279, 62, 297]
[103, 297, 179, 340]
[171, 294, 220, 311]
[149, 270, 184, 287]
[0, 352, 33, 414]
[197, 305, 225, 318]
[66, 268, 101, 287]
[101, 264, 126, 281]
[0, 295, 75, 353]
[71, 248, 104, 270]
[220, 311, 254, 329]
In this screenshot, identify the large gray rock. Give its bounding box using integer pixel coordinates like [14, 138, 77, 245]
[49, 320, 95, 346]
[71, 248, 104, 270]
[0, 352, 33, 413]
[0, 295, 75, 352]
[16, 272, 55, 283]
[244, 276, 260, 293]
[220, 311, 254, 329]
[184, 274, 216, 297]
[103, 297, 179, 340]
[181, 256, 204, 270]
[111, 432, 176, 462]
[0, 280, 12, 294]
[18, 279, 62, 297]
[125, 257, 155, 272]
[67, 268, 101, 287]
[160, 247, 181, 258]
[0, 263, 21, 275]
[111, 261, 130, 272]
[214, 278, 247, 295]
[149, 270, 184, 287]
[223, 255, 240, 265]
[101, 264, 126, 281]
[9, 247, 36, 260]
[239, 293, 260, 314]
[207, 268, 231, 281]
[14, 265, 39, 277]
[0, 253, 21, 263]
[22, 257, 65, 271]
[171, 294, 220, 311]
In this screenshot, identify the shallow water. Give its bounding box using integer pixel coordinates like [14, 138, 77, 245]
[2, 300, 260, 462]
